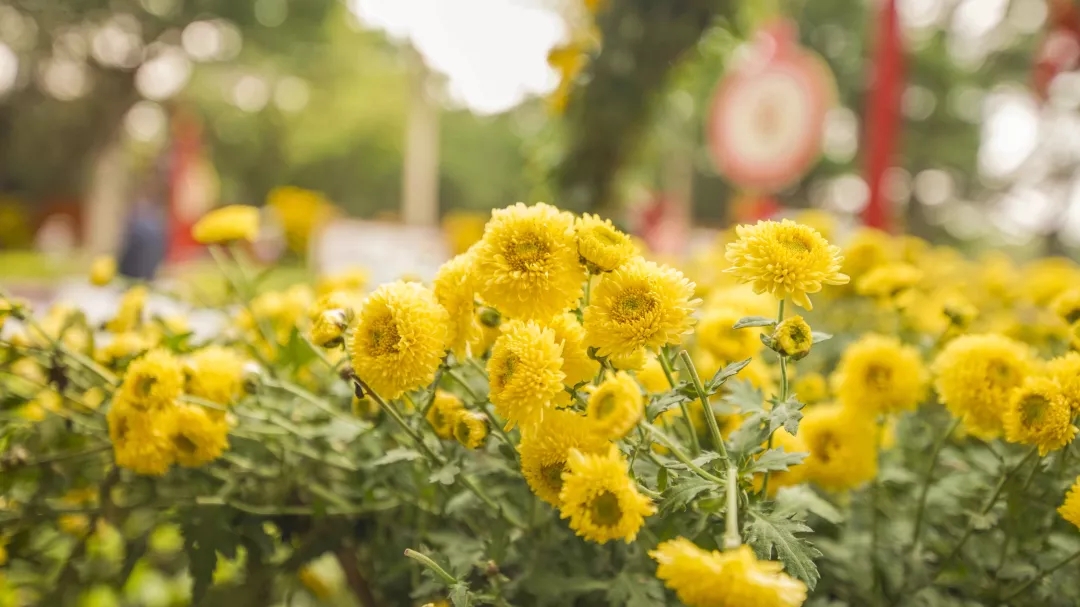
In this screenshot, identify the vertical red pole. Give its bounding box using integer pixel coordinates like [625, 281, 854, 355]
[166, 109, 202, 264]
[863, 0, 904, 232]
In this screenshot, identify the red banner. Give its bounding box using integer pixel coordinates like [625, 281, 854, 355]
[863, 0, 904, 232]
[165, 109, 207, 264]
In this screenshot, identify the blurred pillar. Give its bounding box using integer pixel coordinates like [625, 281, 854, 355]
[84, 138, 129, 255]
[402, 47, 440, 226]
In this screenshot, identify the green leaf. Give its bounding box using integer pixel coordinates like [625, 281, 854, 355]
[811, 331, 832, 344]
[723, 380, 764, 412]
[706, 358, 753, 393]
[449, 582, 471, 607]
[370, 447, 422, 467]
[607, 571, 665, 607]
[747, 510, 821, 589]
[657, 466, 669, 492]
[181, 510, 238, 604]
[280, 328, 318, 370]
[768, 397, 805, 435]
[429, 463, 461, 485]
[728, 411, 769, 458]
[773, 486, 844, 524]
[733, 316, 776, 329]
[646, 392, 690, 422]
[660, 476, 717, 513]
[744, 447, 807, 476]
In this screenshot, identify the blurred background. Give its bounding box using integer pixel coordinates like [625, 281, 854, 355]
[1, 0, 1079, 295]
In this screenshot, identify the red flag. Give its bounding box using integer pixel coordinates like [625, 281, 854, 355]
[863, 0, 904, 232]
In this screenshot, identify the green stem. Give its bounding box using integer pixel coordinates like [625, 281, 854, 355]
[1002, 549, 1080, 601]
[723, 465, 741, 549]
[642, 422, 724, 484]
[678, 350, 728, 461]
[583, 274, 592, 307]
[404, 549, 458, 585]
[263, 378, 358, 426]
[657, 348, 700, 455]
[909, 417, 962, 557]
[762, 298, 787, 496]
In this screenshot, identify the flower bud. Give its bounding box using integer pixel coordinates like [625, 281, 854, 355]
[453, 411, 489, 450]
[478, 306, 501, 329]
[310, 309, 349, 348]
[770, 316, 813, 360]
[89, 256, 117, 287]
[242, 362, 264, 394]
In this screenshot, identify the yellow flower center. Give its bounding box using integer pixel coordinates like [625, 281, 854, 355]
[506, 234, 550, 272]
[173, 433, 198, 455]
[1066, 307, 1080, 325]
[865, 364, 892, 391]
[812, 431, 841, 464]
[455, 418, 472, 443]
[136, 376, 157, 397]
[495, 354, 519, 388]
[987, 359, 1020, 387]
[591, 225, 622, 245]
[1019, 394, 1050, 428]
[114, 416, 130, 442]
[368, 314, 401, 356]
[611, 287, 658, 324]
[541, 463, 565, 493]
[589, 491, 623, 526]
[780, 234, 812, 255]
[593, 392, 617, 419]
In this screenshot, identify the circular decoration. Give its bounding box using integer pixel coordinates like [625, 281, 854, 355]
[707, 21, 837, 193]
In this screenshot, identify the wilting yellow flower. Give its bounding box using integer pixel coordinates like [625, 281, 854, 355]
[453, 411, 489, 449]
[185, 346, 245, 406]
[771, 316, 814, 360]
[310, 310, 350, 348]
[801, 403, 879, 491]
[89, 256, 116, 286]
[487, 320, 565, 429]
[1046, 353, 1080, 414]
[575, 213, 637, 272]
[433, 252, 479, 358]
[832, 334, 927, 416]
[349, 282, 450, 399]
[856, 262, 923, 305]
[546, 312, 599, 387]
[106, 286, 148, 333]
[192, 205, 259, 244]
[1003, 377, 1077, 456]
[518, 409, 608, 505]
[933, 334, 1033, 440]
[1060, 477, 1080, 530]
[107, 395, 176, 476]
[584, 257, 699, 358]
[586, 371, 643, 440]
[168, 403, 229, 467]
[724, 220, 848, 310]
[316, 268, 368, 296]
[426, 391, 465, 439]
[792, 372, 828, 405]
[267, 186, 335, 255]
[650, 540, 807, 607]
[473, 202, 586, 320]
[696, 306, 762, 363]
[119, 349, 184, 411]
[636, 357, 671, 394]
[559, 445, 655, 544]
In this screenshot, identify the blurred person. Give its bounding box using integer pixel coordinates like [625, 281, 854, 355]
[117, 175, 167, 280]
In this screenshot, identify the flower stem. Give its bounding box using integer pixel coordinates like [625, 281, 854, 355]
[1002, 548, 1080, 601]
[657, 348, 700, 455]
[909, 416, 962, 557]
[583, 274, 592, 307]
[762, 298, 788, 497]
[723, 465, 741, 549]
[404, 549, 458, 585]
[642, 422, 724, 484]
[678, 349, 728, 461]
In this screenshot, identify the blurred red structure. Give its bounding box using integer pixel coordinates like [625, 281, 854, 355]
[1033, 0, 1080, 100]
[165, 109, 205, 265]
[863, 0, 903, 232]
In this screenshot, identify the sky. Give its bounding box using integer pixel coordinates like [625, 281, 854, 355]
[349, 0, 565, 115]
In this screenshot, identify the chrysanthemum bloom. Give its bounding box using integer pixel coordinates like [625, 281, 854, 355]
[586, 371, 643, 440]
[106, 286, 148, 333]
[933, 334, 1033, 440]
[310, 309, 350, 348]
[771, 315, 814, 360]
[487, 320, 565, 429]
[840, 228, 895, 291]
[1003, 377, 1077, 456]
[425, 390, 464, 439]
[107, 395, 175, 476]
[119, 349, 184, 411]
[1051, 287, 1080, 324]
[349, 282, 450, 399]
[545, 312, 599, 388]
[724, 220, 849, 310]
[696, 306, 762, 363]
[608, 347, 647, 371]
[433, 252, 480, 358]
[855, 262, 923, 303]
[636, 358, 670, 394]
[1046, 353, 1080, 414]
[168, 404, 230, 467]
[472, 203, 585, 320]
[1022, 256, 1080, 306]
[191, 205, 259, 244]
[453, 411, 489, 450]
[559, 445, 656, 544]
[575, 213, 638, 272]
[184, 346, 246, 407]
[792, 372, 828, 405]
[308, 291, 357, 323]
[518, 409, 608, 505]
[316, 268, 369, 296]
[650, 539, 807, 607]
[89, 256, 116, 287]
[832, 334, 927, 416]
[1059, 477, 1080, 530]
[96, 331, 154, 367]
[584, 257, 699, 358]
[800, 403, 879, 491]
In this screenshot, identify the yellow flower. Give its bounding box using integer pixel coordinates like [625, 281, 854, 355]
[96, 331, 153, 367]
[546, 312, 600, 387]
[349, 282, 450, 399]
[310, 310, 350, 348]
[575, 213, 637, 272]
[267, 186, 335, 255]
[454, 411, 489, 449]
[1046, 353, 1080, 414]
[586, 372, 643, 440]
[185, 346, 246, 406]
[609, 347, 647, 371]
[89, 256, 116, 287]
[106, 286, 147, 333]
[299, 564, 334, 599]
[487, 320, 565, 429]
[473, 202, 586, 320]
[771, 316, 814, 360]
[433, 252, 479, 358]
[1022, 256, 1080, 306]
[855, 263, 923, 303]
[119, 349, 184, 411]
[426, 391, 465, 439]
[1059, 477, 1080, 530]
[636, 357, 671, 394]
[192, 205, 260, 244]
[696, 306, 762, 363]
[58, 514, 91, 536]
[1003, 377, 1077, 456]
[792, 372, 828, 405]
[650, 540, 807, 607]
[724, 220, 848, 309]
[584, 257, 699, 358]
[801, 403, 879, 491]
[832, 334, 927, 416]
[316, 268, 368, 296]
[547, 44, 587, 114]
[933, 334, 1033, 440]
[107, 395, 176, 476]
[518, 409, 608, 506]
[840, 228, 895, 291]
[442, 210, 487, 256]
[558, 445, 655, 544]
[704, 284, 775, 318]
[167, 403, 229, 467]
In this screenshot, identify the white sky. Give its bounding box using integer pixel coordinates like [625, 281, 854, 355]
[349, 0, 565, 115]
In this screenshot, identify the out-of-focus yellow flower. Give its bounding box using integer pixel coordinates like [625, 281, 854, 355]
[119, 349, 184, 411]
[426, 391, 465, 439]
[310, 309, 350, 348]
[832, 334, 927, 416]
[801, 403, 879, 491]
[518, 409, 607, 506]
[650, 539, 807, 607]
[1051, 287, 1080, 325]
[1060, 476, 1080, 530]
[547, 43, 588, 114]
[433, 252, 479, 359]
[453, 411, 489, 449]
[168, 403, 230, 467]
[192, 205, 259, 245]
[933, 334, 1033, 440]
[856, 263, 923, 304]
[442, 210, 487, 256]
[1021, 257, 1080, 307]
[106, 286, 148, 334]
[1046, 353, 1080, 414]
[316, 268, 368, 296]
[771, 316, 814, 360]
[545, 312, 599, 388]
[839, 228, 895, 292]
[558, 445, 655, 544]
[795, 209, 837, 243]
[58, 514, 91, 536]
[267, 186, 336, 255]
[575, 214, 637, 273]
[585, 371, 643, 440]
[107, 394, 176, 476]
[89, 256, 116, 287]
[696, 306, 762, 363]
[1003, 377, 1077, 456]
[487, 320, 565, 430]
[608, 347, 647, 371]
[185, 346, 246, 406]
[636, 357, 670, 394]
[792, 372, 828, 405]
[96, 332, 154, 368]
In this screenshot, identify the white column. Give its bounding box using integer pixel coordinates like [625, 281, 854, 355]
[401, 47, 440, 226]
[83, 138, 130, 255]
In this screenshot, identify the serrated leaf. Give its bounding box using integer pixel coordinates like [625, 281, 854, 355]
[181, 511, 238, 604]
[607, 572, 665, 607]
[773, 486, 844, 524]
[691, 451, 723, 468]
[370, 447, 421, 467]
[745, 447, 807, 476]
[646, 391, 690, 422]
[280, 328, 318, 370]
[811, 331, 832, 344]
[728, 411, 770, 458]
[429, 463, 460, 485]
[660, 476, 717, 513]
[723, 379, 764, 412]
[768, 397, 805, 435]
[449, 583, 471, 607]
[733, 316, 776, 329]
[706, 358, 753, 393]
[747, 511, 821, 589]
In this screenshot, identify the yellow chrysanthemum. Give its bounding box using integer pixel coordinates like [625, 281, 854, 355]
[933, 334, 1033, 440]
[650, 540, 807, 607]
[840, 228, 895, 291]
[473, 202, 586, 320]
[316, 268, 368, 296]
[185, 346, 246, 406]
[586, 371, 643, 440]
[192, 205, 259, 244]
[310, 310, 350, 348]
[1046, 353, 1080, 414]
[575, 213, 637, 272]
[453, 411, 489, 450]
[107, 396, 175, 476]
[349, 282, 450, 399]
[1003, 377, 1077, 456]
[724, 219, 848, 310]
[1051, 287, 1080, 325]
[106, 286, 148, 333]
[96, 331, 154, 367]
[426, 390, 465, 439]
[636, 357, 671, 394]
[267, 186, 335, 255]
[433, 252, 479, 358]
[705, 284, 777, 318]
[695, 306, 762, 363]
[832, 334, 927, 416]
[771, 315, 814, 360]
[584, 257, 699, 358]
[792, 372, 828, 405]
[168, 403, 229, 467]
[89, 256, 116, 287]
[1022, 257, 1080, 306]
[795, 209, 837, 242]
[800, 403, 879, 491]
[545, 312, 599, 387]
[1059, 477, 1080, 530]
[559, 445, 655, 544]
[855, 263, 923, 303]
[518, 409, 608, 505]
[119, 349, 184, 411]
[487, 320, 565, 429]
[609, 347, 647, 371]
